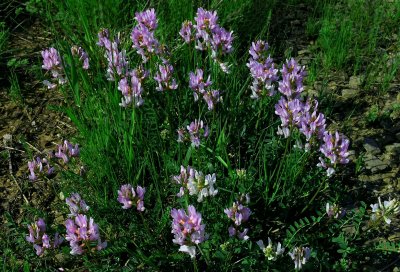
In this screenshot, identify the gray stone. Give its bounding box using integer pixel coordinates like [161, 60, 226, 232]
[363, 138, 381, 155]
[385, 143, 400, 154]
[364, 154, 389, 173]
[348, 75, 362, 89]
[341, 88, 359, 99]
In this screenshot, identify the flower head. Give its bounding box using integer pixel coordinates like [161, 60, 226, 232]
[66, 193, 89, 217]
[117, 184, 146, 211]
[370, 197, 400, 225]
[288, 247, 311, 270]
[257, 238, 285, 261]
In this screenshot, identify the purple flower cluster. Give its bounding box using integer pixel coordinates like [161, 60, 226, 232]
[189, 69, 221, 110]
[171, 205, 207, 258]
[317, 131, 350, 177]
[247, 41, 279, 99]
[71, 45, 89, 70]
[66, 193, 89, 217]
[179, 8, 233, 73]
[173, 165, 218, 202]
[117, 67, 149, 107]
[26, 218, 63, 256]
[270, 56, 349, 176]
[117, 184, 146, 211]
[154, 64, 178, 91]
[97, 29, 129, 81]
[177, 119, 209, 147]
[131, 9, 160, 62]
[224, 194, 251, 240]
[28, 156, 54, 181]
[52, 140, 80, 164]
[41, 47, 66, 89]
[65, 214, 107, 255]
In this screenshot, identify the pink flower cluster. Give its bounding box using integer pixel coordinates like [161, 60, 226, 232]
[71, 45, 89, 70]
[189, 69, 220, 110]
[131, 9, 160, 62]
[117, 67, 149, 107]
[27, 139, 80, 181]
[117, 184, 146, 211]
[179, 8, 234, 73]
[154, 64, 178, 91]
[97, 29, 129, 81]
[171, 205, 207, 258]
[247, 40, 279, 99]
[41, 47, 66, 89]
[28, 156, 54, 181]
[224, 194, 251, 240]
[65, 214, 107, 255]
[177, 119, 209, 147]
[26, 218, 63, 256]
[66, 193, 90, 217]
[269, 56, 349, 176]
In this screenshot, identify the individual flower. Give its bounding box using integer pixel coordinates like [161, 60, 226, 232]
[179, 21, 194, 43]
[247, 40, 278, 98]
[131, 9, 160, 62]
[224, 194, 251, 240]
[171, 205, 207, 258]
[71, 45, 89, 69]
[325, 203, 346, 219]
[27, 156, 54, 181]
[53, 140, 80, 164]
[187, 119, 209, 147]
[181, 8, 233, 73]
[370, 197, 400, 225]
[317, 131, 350, 177]
[66, 193, 89, 217]
[274, 97, 304, 138]
[41, 47, 66, 89]
[117, 184, 146, 211]
[97, 29, 128, 81]
[154, 64, 178, 91]
[26, 218, 63, 256]
[278, 58, 306, 99]
[65, 214, 107, 255]
[189, 69, 221, 110]
[288, 247, 311, 270]
[257, 237, 285, 261]
[118, 67, 148, 107]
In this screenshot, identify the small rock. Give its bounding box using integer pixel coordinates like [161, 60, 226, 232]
[348, 75, 362, 89]
[385, 143, 400, 154]
[341, 88, 359, 99]
[363, 138, 381, 155]
[364, 154, 389, 173]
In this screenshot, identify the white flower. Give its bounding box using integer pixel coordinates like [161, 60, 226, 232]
[179, 245, 196, 259]
[257, 237, 285, 261]
[289, 247, 311, 270]
[370, 197, 400, 225]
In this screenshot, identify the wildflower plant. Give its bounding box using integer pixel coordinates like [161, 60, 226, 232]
[26, 218, 63, 256]
[18, 2, 393, 271]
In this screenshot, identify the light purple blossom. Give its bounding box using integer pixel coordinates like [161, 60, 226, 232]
[66, 193, 89, 217]
[289, 247, 311, 270]
[65, 214, 107, 255]
[278, 58, 306, 99]
[97, 29, 128, 81]
[71, 45, 89, 69]
[117, 184, 146, 212]
[41, 47, 66, 89]
[27, 156, 54, 181]
[317, 131, 350, 176]
[224, 194, 251, 240]
[154, 64, 178, 91]
[247, 41, 279, 98]
[131, 9, 160, 62]
[181, 8, 233, 73]
[118, 67, 148, 107]
[171, 205, 207, 258]
[187, 119, 209, 147]
[53, 140, 80, 164]
[326, 203, 346, 219]
[189, 69, 221, 109]
[179, 21, 194, 43]
[26, 218, 63, 256]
